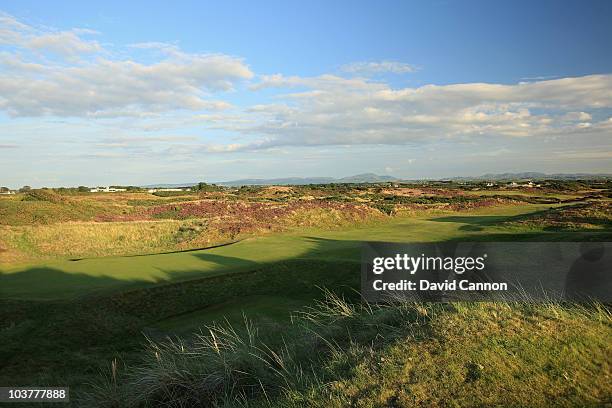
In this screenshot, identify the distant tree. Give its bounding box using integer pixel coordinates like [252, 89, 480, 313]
[192, 182, 221, 192]
[192, 182, 207, 191]
[19, 185, 32, 193]
[0, 187, 9, 192]
[77, 186, 89, 192]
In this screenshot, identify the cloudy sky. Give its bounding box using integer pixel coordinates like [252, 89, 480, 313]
[1, 0, 611, 187]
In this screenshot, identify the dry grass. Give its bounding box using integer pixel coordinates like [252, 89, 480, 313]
[507, 200, 612, 231]
[0, 204, 380, 263]
[0, 220, 192, 261]
[282, 207, 380, 228]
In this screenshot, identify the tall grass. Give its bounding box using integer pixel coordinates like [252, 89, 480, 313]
[1, 220, 196, 261]
[82, 292, 611, 407]
[84, 316, 309, 407]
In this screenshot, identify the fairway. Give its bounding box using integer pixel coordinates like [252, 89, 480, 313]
[0, 203, 579, 300]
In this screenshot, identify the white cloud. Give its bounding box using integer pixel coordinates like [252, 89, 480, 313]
[251, 73, 384, 91]
[341, 60, 417, 75]
[27, 31, 101, 56]
[128, 42, 182, 57]
[562, 111, 592, 121]
[556, 151, 612, 159]
[0, 55, 250, 117]
[236, 74, 612, 149]
[0, 14, 252, 117]
[0, 12, 30, 44]
[0, 11, 100, 56]
[1, 11, 611, 166]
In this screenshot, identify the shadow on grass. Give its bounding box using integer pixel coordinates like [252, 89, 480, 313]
[0, 236, 362, 391]
[1, 230, 611, 394]
[0, 266, 147, 300]
[3, 226, 611, 302]
[430, 209, 555, 231]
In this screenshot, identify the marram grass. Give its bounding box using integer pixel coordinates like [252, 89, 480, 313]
[82, 292, 612, 407]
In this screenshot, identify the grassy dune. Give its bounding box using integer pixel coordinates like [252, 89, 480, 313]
[0, 191, 610, 406]
[84, 294, 612, 407]
[1, 220, 186, 261]
[0, 192, 380, 265]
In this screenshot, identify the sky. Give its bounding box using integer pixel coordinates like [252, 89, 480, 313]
[0, 0, 611, 188]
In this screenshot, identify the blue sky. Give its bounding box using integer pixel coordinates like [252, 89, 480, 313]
[1, 0, 611, 187]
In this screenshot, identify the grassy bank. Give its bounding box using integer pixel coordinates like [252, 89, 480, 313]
[0, 259, 360, 398]
[3, 203, 601, 300]
[84, 293, 612, 407]
[0, 199, 610, 405]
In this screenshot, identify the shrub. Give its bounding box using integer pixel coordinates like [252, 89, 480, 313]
[22, 189, 67, 204]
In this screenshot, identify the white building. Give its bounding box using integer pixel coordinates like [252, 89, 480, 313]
[90, 187, 127, 193]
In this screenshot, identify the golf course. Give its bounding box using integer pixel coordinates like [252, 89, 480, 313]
[0, 184, 610, 406]
[2, 3, 612, 404]
[0, 202, 588, 301]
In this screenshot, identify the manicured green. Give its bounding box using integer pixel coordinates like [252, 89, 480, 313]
[1, 203, 594, 300]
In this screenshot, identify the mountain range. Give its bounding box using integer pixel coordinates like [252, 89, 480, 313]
[448, 172, 612, 181]
[143, 172, 611, 188]
[144, 173, 397, 187]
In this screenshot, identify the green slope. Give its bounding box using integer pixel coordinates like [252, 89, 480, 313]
[0, 203, 605, 300]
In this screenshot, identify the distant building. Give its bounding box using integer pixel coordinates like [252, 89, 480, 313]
[507, 180, 541, 188]
[0, 190, 15, 195]
[90, 187, 127, 193]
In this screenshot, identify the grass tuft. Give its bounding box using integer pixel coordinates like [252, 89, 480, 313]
[82, 291, 612, 407]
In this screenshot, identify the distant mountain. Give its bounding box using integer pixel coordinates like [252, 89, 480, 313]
[216, 177, 334, 186]
[449, 172, 612, 181]
[479, 172, 548, 180]
[216, 173, 398, 186]
[337, 173, 398, 183]
[143, 173, 398, 187]
[142, 172, 610, 188]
